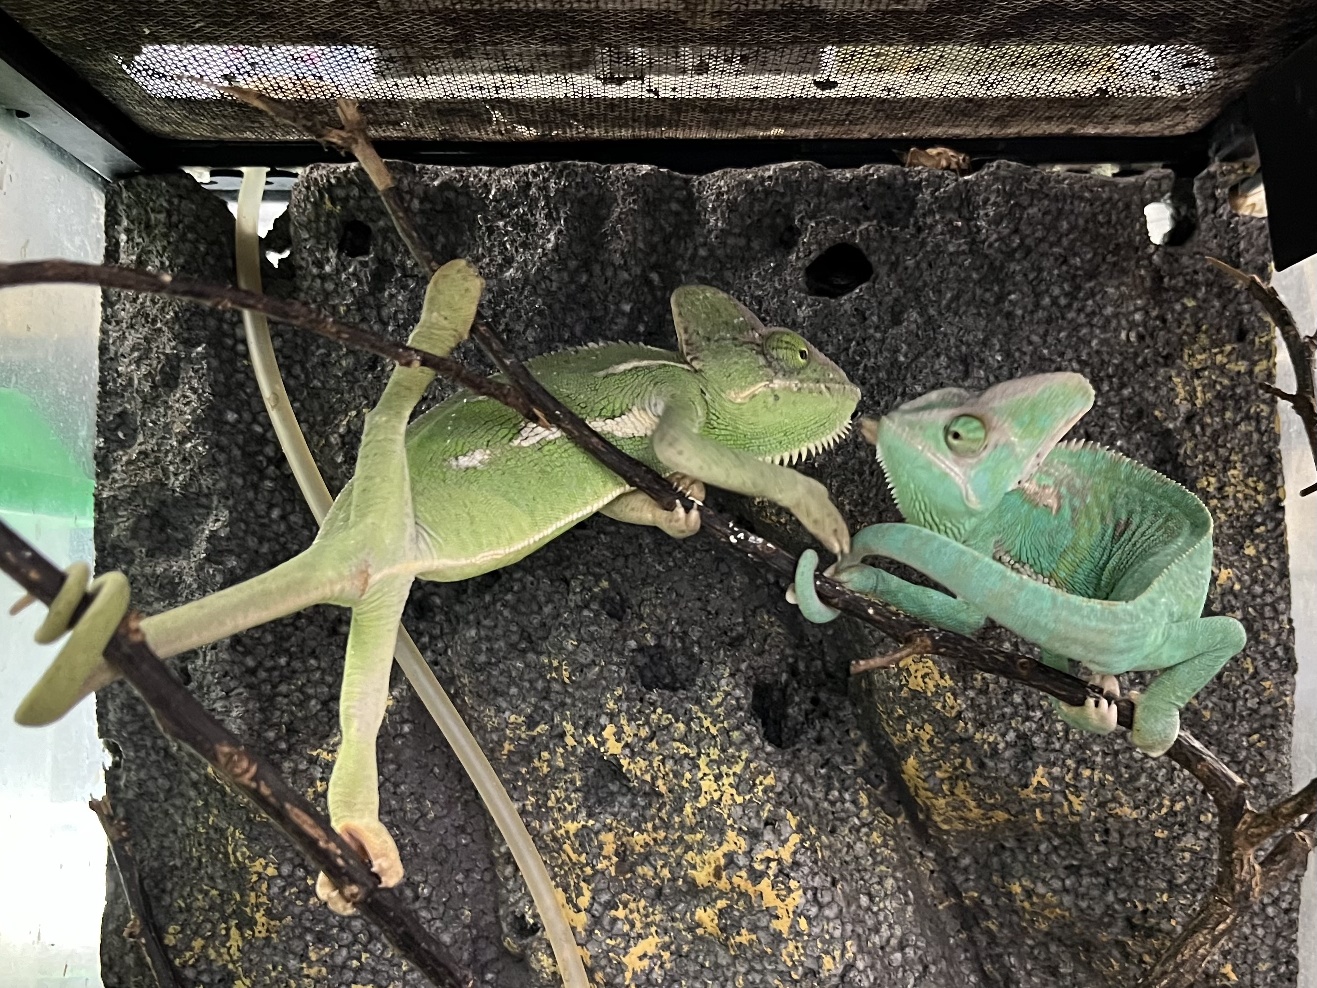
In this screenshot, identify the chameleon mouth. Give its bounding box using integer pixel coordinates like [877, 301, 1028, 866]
[766, 416, 855, 466]
[1012, 401, 1089, 489]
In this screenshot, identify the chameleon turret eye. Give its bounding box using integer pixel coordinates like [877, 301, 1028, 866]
[944, 415, 986, 454]
[764, 330, 811, 369]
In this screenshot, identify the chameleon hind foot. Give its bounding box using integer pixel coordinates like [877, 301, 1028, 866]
[1054, 673, 1120, 736]
[659, 474, 706, 538]
[1126, 690, 1179, 758]
[599, 476, 707, 539]
[315, 818, 405, 915]
[14, 563, 130, 726]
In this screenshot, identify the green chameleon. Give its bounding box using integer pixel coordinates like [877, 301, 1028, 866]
[13, 259, 860, 910]
[791, 372, 1246, 757]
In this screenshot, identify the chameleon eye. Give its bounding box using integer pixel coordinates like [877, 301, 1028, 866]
[765, 331, 811, 369]
[944, 415, 986, 454]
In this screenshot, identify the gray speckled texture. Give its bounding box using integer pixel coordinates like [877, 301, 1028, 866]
[95, 160, 1296, 988]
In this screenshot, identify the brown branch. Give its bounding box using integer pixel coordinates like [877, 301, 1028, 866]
[1238, 776, 1317, 846]
[91, 796, 182, 988]
[0, 522, 472, 988]
[212, 87, 436, 274]
[0, 260, 532, 417]
[1207, 256, 1317, 496]
[1139, 791, 1317, 988]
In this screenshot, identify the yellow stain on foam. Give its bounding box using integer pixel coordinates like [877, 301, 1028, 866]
[1176, 331, 1277, 515]
[1001, 876, 1071, 928]
[1221, 962, 1239, 982]
[164, 826, 288, 986]
[901, 754, 1009, 830]
[602, 722, 625, 756]
[1019, 765, 1051, 800]
[554, 885, 589, 935]
[621, 935, 666, 984]
[686, 831, 805, 939]
[897, 655, 962, 718]
[501, 712, 550, 758]
[536, 686, 819, 976]
[694, 903, 727, 938]
[755, 829, 801, 867]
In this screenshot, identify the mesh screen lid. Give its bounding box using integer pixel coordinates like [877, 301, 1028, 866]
[4, 1, 1317, 141]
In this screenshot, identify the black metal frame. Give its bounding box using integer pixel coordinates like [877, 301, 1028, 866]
[1249, 31, 1317, 270]
[0, 8, 1218, 175]
[173, 135, 1215, 173]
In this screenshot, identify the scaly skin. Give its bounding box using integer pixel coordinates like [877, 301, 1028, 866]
[13, 260, 860, 909]
[792, 372, 1245, 758]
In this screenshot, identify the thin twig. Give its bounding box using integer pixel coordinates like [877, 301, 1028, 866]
[1207, 256, 1317, 496]
[851, 636, 931, 675]
[334, 99, 438, 274]
[0, 522, 472, 988]
[210, 86, 436, 274]
[91, 796, 181, 988]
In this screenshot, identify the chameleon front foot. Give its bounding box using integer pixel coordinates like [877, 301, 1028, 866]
[315, 818, 405, 915]
[599, 476, 707, 539]
[13, 562, 130, 726]
[1054, 673, 1120, 736]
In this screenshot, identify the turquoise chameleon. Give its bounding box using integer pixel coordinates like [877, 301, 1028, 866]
[12, 259, 860, 911]
[791, 372, 1246, 757]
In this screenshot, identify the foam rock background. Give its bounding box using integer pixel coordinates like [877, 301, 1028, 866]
[94, 160, 1295, 987]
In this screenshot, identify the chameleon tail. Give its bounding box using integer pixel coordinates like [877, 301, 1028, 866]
[792, 549, 843, 623]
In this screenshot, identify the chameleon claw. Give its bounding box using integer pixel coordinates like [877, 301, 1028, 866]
[1056, 673, 1119, 736]
[315, 818, 404, 915]
[668, 473, 706, 502]
[650, 474, 705, 538]
[657, 501, 702, 539]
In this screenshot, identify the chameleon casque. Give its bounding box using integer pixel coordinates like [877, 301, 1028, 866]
[13, 259, 860, 911]
[792, 372, 1246, 757]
